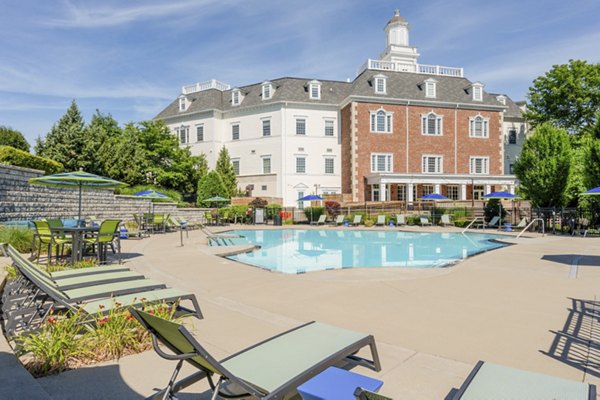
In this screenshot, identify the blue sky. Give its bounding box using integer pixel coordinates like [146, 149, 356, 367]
[1, 0, 599, 147]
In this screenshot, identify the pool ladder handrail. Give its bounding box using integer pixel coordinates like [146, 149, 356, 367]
[462, 217, 486, 233]
[516, 218, 545, 238]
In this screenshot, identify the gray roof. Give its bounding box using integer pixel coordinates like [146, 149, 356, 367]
[156, 71, 504, 120]
[350, 70, 503, 108]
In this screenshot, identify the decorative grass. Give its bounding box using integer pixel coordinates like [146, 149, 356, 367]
[0, 226, 34, 253]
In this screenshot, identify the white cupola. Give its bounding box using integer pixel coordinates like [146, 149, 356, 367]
[379, 9, 420, 66]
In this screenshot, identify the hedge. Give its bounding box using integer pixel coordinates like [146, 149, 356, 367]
[0, 146, 63, 174]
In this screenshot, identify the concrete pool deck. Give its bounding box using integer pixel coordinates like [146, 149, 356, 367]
[3, 225, 600, 399]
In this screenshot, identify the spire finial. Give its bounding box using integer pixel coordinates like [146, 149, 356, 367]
[394, 8, 400, 17]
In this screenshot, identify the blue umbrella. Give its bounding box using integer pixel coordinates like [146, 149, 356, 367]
[420, 193, 449, 200]
[134, 189, 170, 200]
[582, 187, 600, 195]
[298, 194, 324, 201]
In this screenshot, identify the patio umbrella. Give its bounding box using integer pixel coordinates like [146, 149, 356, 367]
[29, 171, 127, 224]
[203, 196, 230, 208]
[298, 194, 324, 223]
[482, 191, 520, 229]
[582, 186, 600, 195]
[134, 189, 171, 214]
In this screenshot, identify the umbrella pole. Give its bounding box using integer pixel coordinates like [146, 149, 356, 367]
[78, 185, 83, 227]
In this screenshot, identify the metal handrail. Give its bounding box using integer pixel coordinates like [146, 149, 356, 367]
[462, 217, 485, 233]
[516, 218, 545, 238]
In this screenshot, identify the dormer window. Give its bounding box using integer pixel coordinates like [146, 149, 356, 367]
[308, 80, 321, 100]
[231, 89, 242, 106]
[424, 78, 437, 98]
[469, 82, 484, 101]
[262, 81, 274, 100]
[178, 96, 188, 112]
[373, 74, 387, 94]
[496, 95, 507, 105]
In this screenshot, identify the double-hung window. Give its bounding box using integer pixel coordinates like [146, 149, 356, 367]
[324, 158, 334, 174]
[196, 125, 204, 142]
[421, 112, 442, 135]
[469, 116, 489, 138]
[508, 129, 517, 144]
[231, 159, 240, 176]
[374, 75, 387, 94]
[370, 153, 393, 173]
[296, 157, 306, 173]
[370, 109, 392, 133]
[296, 118, 306, 135]
[231, 89, 241, 106]
[308, 81, 321, 99]
[231, 124, 240, 141]
[262, 157, 271, 174]
[422, 155, 442, 173]
[262, 120, 271, 137]
[177, 126, 189, 144]
[424, 79, 437, 98]
[470, 157, 489, 174]
[324, 120, 335, 136]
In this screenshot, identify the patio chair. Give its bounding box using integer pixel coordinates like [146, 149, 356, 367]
[1, 243, 202, 336]
[32, 220, 71, 265]
[352, 215, 363, 226]
[440, 214, 455, 227]
[396, 214, 406, 226]
[129, 308, 381, 400]
[355, 388, 393, 400]
[420, 216, 432, 226]
[152, 214, 169, 233]
[375, 215, 386, 226]
[452, 360, 596, 400]
[333, 215, 345, 226]
[311, 215, 327, 225]
[84, 219, 122, 264]
[512, 218, 528, 230]
[486, 216, 500, 228]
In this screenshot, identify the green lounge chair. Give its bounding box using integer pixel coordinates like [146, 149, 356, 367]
[355, 387, 393, 400]
[311, 215, 326, 225]
[376, 215, 386, 226]
[420, 216, 432, 226]
[130, 309, 381, 400]
[452, 360, 596, 400]
[1, 243, 202, 336]
[396, 214, 406, 226]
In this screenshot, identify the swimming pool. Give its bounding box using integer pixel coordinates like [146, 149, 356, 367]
[225, 229, 508, 274]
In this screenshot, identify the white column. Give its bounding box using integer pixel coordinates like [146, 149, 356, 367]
[407, 184, 414, 203]
[485, 184, 491, 194]
[509, 185, 514, 194]
[381, 183, 387, 201]
[434, 184, 441, 194]
[460, 184, 467, 200]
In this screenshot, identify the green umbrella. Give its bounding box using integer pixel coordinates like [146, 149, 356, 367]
[134, 190, 172, 214]
[204, 196, 229, 202]
[29, 171, 128, 223]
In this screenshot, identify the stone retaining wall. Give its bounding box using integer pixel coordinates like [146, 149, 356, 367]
[0, 164, 208, 223]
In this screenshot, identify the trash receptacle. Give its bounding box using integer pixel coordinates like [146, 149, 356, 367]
[274, 215, 282, 226]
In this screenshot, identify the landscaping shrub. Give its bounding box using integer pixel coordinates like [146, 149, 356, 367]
[0, 146, 63, 174]
[484, 199, 506, 221]
[265, 204, 282, 220]
[304, 207, 324, 222]
[248, 197, 268, 208]
[325, 200, 341, 217]
[0, 226, 34, 253]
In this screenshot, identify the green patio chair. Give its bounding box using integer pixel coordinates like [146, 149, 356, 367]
[130, 308, 381, 400]
[84, 219, 121, 264]
[152, 214, 169, 233]
[355, 388, 393, 400]
[1, 243, 202, 336]
[32, 220, 71, 265]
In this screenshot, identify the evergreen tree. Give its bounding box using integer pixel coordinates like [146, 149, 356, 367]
[513, 123, 572, 207]
[197, 170, 227, 206]
[0, 126, 30, 152]
[35, 100, 86, 171]
[83, 111, 122, 175]
[215, 146, 237, 198]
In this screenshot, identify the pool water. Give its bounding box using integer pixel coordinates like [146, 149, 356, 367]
[225, 229, 508, 274]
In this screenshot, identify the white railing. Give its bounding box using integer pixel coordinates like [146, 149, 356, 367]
[516, 218, 545, 238]
[357, 59, 463, 78]
[462, 217, 485, 233]
[182, 79, 231, 94]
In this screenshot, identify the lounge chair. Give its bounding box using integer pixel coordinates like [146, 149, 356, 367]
[486, 216, 500, 228]
[1, 243, 202, 336]
[440, 214, 454, 227]
[420, 216, 432, 226]
[352, 215, 363, 226]
[512, 218, 528, 230]
[311, 214, 326, 225]
[376, 215, 386, 226]
[452, 360, 596, 400]
[333, 215, 345, 226]
[396, 214, 406, 226]
[130, 308, 381, 400]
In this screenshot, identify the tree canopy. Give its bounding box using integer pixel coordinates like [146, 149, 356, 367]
[196, 170, 227, 206]
[513, 123, 572, 207]
[0, 126, 30, 152]
[525, 60, 600, 133]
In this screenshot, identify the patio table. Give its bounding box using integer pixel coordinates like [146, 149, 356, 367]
[51, 226, 99, 264]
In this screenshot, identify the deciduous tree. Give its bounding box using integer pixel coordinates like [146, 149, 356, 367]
[0, 126, 29, 152]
